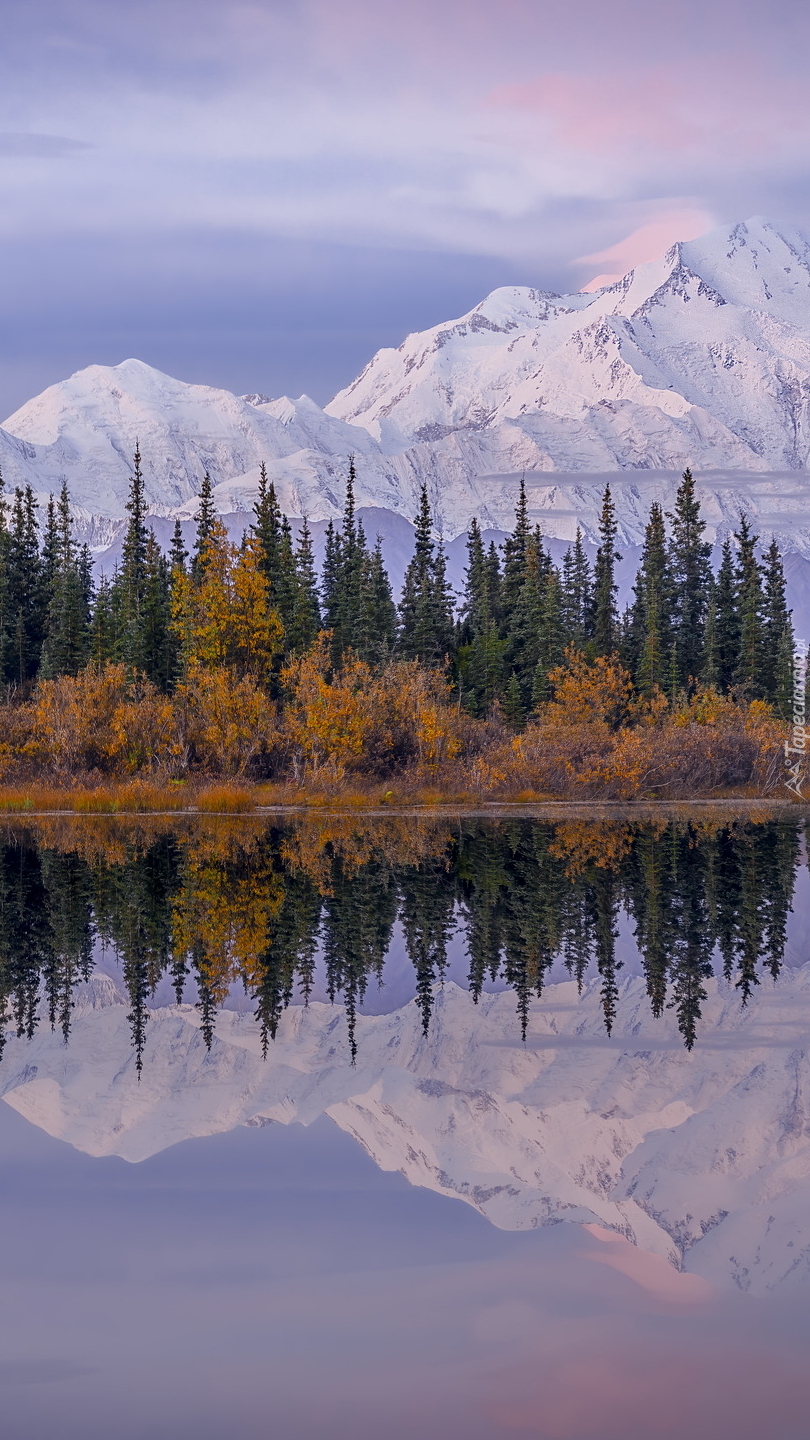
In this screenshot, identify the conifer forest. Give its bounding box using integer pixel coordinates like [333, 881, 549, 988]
[0, 455, 797, 800]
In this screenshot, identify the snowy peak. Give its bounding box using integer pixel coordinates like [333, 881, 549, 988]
[0, 359, 414, 535]
[681, 217, 810, 325]
[326, 216, 810, 481]
[5, 217, 810, 546]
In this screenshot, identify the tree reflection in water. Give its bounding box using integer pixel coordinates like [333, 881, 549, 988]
[0, 813, 802, 1067]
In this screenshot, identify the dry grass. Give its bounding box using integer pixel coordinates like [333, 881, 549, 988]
[196, 785, 255, 813]
[0, 780, 192, 814]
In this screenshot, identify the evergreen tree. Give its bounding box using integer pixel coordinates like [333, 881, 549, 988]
[457, 519, 503, 714]
[90, 573, 115, 668]
[399, 484, 454, 666]
[702, 585, 719, 690]
[504, 528, 550, 708]
[274, 517, 299, 643]
[357, 537, 397, 666]
[0, 470, 11, 687]
[591, 484, 621, 656]
[40, 482, 92, 677]
[560, 527, 592, 650]
[112, 446, 150, 674]
[668, 468, 711, 690]
[320, 459, 372, 665]
[6, 485, 44, 686]
[141, 532, 172, 689]
[707, 537, 740, 692]
[734, 513, 766, 697]
[169, 519, 188, 573]
[287, 517, 321, 655]
[192, 471, 218, 579]
[626, 502, 671, 697]
[500, 474, 531, 629]
[531, 565, 566, 710]
[761, 538, 794, 716]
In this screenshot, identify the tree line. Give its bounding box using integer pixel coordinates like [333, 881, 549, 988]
[0, 456, 796, 722]
[0, 815, 800, 1067]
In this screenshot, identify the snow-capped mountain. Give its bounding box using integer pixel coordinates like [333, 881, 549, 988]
[329, 217, 810, 474]
[4, 217, 810, 548]
[4, 967, 810, 1295]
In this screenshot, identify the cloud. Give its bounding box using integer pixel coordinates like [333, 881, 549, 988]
[576, 208, 715, 290]
[3, 0, 810, 405]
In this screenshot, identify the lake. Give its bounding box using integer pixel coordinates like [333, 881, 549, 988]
[1, 809, 809, 1439]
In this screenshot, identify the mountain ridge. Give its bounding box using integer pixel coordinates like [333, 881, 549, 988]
[3, 217, 810, 548]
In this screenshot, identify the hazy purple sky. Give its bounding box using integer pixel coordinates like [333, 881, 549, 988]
[2, 0, 810, 413]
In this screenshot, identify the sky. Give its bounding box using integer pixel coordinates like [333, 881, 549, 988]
[2, 0, 810, 415]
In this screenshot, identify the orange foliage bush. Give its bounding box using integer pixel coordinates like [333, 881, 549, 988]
[506, 678, 784, 800]
[173, 664, 278, 777]
[171, 526, 283, 683]
[0, 638, 787, 804]
[22, 665, 175, 775]
[281, 637, 462, 777]
[543, 648, 633, 730]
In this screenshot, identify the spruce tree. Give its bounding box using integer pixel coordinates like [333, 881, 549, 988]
[6, 485, 44, 686]
[192, 471, 218, 579]
[457, 519, 503, 714]
[318, 459, 373, 666]
[627, 502, 671, 697]
[287, 518, 321, 655]
[709, 537, 740, 692]
[40, 482, 92, 677]
[251, 461, 283, 596]
[531, 565, 566, 709]
[762, 538, 794, 716]
[0, 470, 13, 686]
[500, 474, 531, 632]
[502, 528, 542, 710]
[560, 527, 592, 650]
[398, 484, 454, 667]
[112, 446, 150, 674]
[90, 574, 115, 667]
[169, 519, 187, 573]
[668, 467, 711, 690]
[274, 517, 299, 644]
[320, 519, 342, 663]
[734, 513, 766, 697]
[357, 537, 397, 667]
[591, 484, 621, 656]
[141, 532, 172, 689]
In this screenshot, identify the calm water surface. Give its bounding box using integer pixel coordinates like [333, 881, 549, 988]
[1, 812, 810, 1439]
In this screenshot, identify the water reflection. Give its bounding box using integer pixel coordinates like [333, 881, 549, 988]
[0, 811, 802, 1064]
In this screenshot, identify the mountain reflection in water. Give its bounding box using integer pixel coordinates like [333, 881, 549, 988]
[0, 811, 802, 1064]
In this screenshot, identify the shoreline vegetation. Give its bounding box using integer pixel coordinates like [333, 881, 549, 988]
[0, 454, 801, 803]
[0, 784, 803, 816]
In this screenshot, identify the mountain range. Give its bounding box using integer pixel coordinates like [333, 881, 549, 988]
[4, 216, 810, 560]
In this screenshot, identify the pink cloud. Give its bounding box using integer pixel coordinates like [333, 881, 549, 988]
[576, 208, 715, 289]
[488, 55, 810, 164]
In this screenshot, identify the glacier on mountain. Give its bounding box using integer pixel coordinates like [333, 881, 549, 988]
[3, 218, 810, 553]
[4, 967, 810, 1296]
